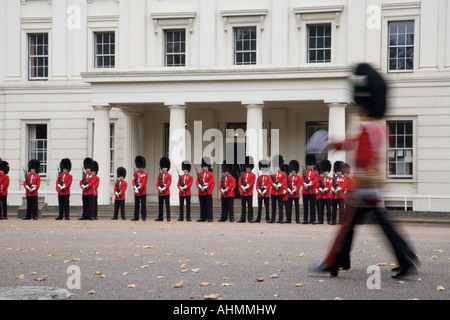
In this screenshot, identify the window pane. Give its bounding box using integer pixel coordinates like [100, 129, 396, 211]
[388, 21, 414, 72]
[234, 27, 256, 65]
[94, 32, 115, 68]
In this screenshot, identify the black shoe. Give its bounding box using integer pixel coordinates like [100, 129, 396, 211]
[276, 220, 284, 224]
[302, 221, 308, 224]
[252, 220, 261, 223]
[33, 217, 38, 220]
[78, 217, 86, 220]
[284, 220, 291, 224]
[65, 218, 70, 220]
[317, 261, 339, 277]
[142, 218, 146, 221]
[155, 218, 163, 221]
[237, 219, 245, 223]
[207, 219, 213, 222]
[196, 219, 206, 222]
[22, 217, 31, 220]
[178, 218, 184, 221]
[187, 219, 192, 221]
[218, 219, 226, 222]
[229, 219, 235, 222]
[111, 218, 118, 220]
[267, 220, 274, 223]
[391, 257, 419, 279]
[55, 217, 63, 220]
[131, 218, 139, 221]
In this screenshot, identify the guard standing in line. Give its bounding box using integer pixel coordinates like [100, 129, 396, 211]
[132, 155, 148, 221]
[156, 157, 172, 221]
[286, 160, 301, 223]
[177, 161, 193, 221]
[237, 156, 256, 223]
[318, 160, 333, 224]
[269, 154, 287, 223]
[56, 158, 73, 220]
[300, 154, 319, 224]
[0, 160, 9, 219]
[254, 159, 271, 222]
[91, 161, 100, 220]
[0, 159, 4, 220]
[196, 157, 215, 222]
[23, 159, 41, 220]
[80, 158, 95, 220]
[112, 167, 127, 220]
[331, 161, 347, 225]
[218, 161, 236, 222]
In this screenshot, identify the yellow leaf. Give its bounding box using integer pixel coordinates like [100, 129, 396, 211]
[270, 274, 279, 279]
[436, 285, 445, 291]
[16, 274, 25, 279]
[376, 262, 387, 266]
[127, 284, 136, 288]
[87, 290, 96, 294]
[204, 293, 223, 300]
[254, 278, 264, 282]
[93, 271, 102, 275]
[295, 283, 303, 287]
[221, 283, 234, 287]
[172, 281, 184, 288]
[200, 282, 211, 287]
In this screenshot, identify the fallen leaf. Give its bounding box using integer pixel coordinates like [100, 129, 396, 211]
[298, 253, 305, 257]
[127, 284, 136, 288]
[141, 265, 149, 268]
[87, 290, 96, 294]
[172, 281, 184, 288]
[180, 269, 188, 273]
[221, 276, 229, 280]
[142, 245, 153, 249]
[204, 293, 223, 300]
[191, 268, 200, 273]
[16, 274, 25, 279]
[34, 275, 48, 281]
[94, 271, 102, 275]
[295, 283, 303, 287]
[254, 278, 265, 282]
[278, 269, 286, 272]
[116, 255, 123, 258]
[270, 274, 279, 279]
[433, 249, 443, 253]
[376, 263, 387, 266]
[358, 250, 365, 253]
[221, 283, 234, 287]
[436, 285, 445, 291]
[30, 271, 37, 275]
[122, 272, 128, 276]
[274, 294, 280, 297]
[200, 282, 212, 287]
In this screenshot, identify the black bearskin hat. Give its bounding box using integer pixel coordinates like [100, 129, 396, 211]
[181, 160, 191, 172]
[333, 161, 344, 173]
[222, 160, 233, 173]
[117, 167, 126, 178]
[258, 159, 270, 170]
[28, 159, 41, 174]
[305, 153, 316, 166]
[289, 160, 300, 173]
[159, 157, 171, 170]
[135, 155, 146, 169]
[282, 164, 290, 175]
[60, 158, 72, 172]
[272, 154, 284, 168]
[201, 157, 212, 169]
[92, 161, 99, 173]
[83, 157, 93, 170]
[0, 161, 9, 174]
[343, 163, 351, 174]
[352, 63, 387, 119]
[320, 160, 332, 173]
[244, 156, 254, 170]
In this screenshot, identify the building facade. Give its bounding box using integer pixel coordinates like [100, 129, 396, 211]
[1, 0, 450, 211]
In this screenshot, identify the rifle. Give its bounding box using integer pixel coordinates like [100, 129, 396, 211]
[133, 167, 140, 194]
[319, 175, 325, 190]
[176, 167, 186, 193]
[116, 178, 121, 195]
[221, 172, 227, 195]
[283, 166, 294, 195]
[332, 173, 339, 192]
[57, 165, 64, 189]
[81, 166, 88, 186]
[23, 166, 32, 189]
[158, 171, 165, 194]
[195, 166, 206, 194]
[257, 172, 265, 192]
[270, 172, 280, 190]
[302, 162, 310, 193]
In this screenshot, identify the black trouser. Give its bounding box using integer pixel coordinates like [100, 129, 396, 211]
[331, 198, 345, 224]
[256, 197, 270, 221]
[270, 194, 284, 222]
[93, 195, 98, 219]
[0, 195, 2, 218]
[26, 196, 38, 219]
[199, 195, 212, 221]
[82, 195, 94, 219]
[1, 195, 6, 218]
[221, 197, 234, 221]
[318, 198, 332, 223]
[325, 204, 417, 270]
[179, 196, 191, 220]
[240, 196, 253, 222]
[286, 197, 300, 222]
[114, 200, 126, 219]
[158, 195, 171, 220]
[57, 195, 70, 219]
[134, 195, 147, 220]
[302, 194, 316, 223]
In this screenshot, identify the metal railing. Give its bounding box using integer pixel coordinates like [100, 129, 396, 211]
[381, 194, 450, 212]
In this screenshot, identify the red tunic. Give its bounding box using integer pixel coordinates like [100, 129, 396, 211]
[24, 174, 41, 197]
[80, 173, 95, 196]
[156, 172, 172, 196]
[256, 175, 271, 198]
[219, 175, 236, 198]
[196, 171, 215, 196]
[114, 180, 127, 201]
[177, 174, 193, 196]
[287, 174, 302, 198]
[56, 173, 73, 196]
[299, 170, 319, 195]
[238, 172, 256, 196]
[1, 175, 9, 196]
[132, 171, 148, 196]
[270, 171, 287, 196]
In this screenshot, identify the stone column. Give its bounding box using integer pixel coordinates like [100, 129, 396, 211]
[166, 103, 187, 206]
[93, 105, 112, 205]
[244, 101, 264, 206]
[327, 102, 347, 167]
[123, 110, 141, 203]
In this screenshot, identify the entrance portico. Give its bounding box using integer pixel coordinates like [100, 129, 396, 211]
[84, 66, 354, 205]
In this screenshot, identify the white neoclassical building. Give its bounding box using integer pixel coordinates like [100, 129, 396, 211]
[1, 0, 450, 212]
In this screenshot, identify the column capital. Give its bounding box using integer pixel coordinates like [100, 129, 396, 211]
[165, 102, 187, 109]
[325, 101, 349, 108]
[92, 105, 112, 112]
[242, 100, 264, 107]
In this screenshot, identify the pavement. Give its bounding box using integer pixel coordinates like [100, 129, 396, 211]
[1, 216, 449, 304]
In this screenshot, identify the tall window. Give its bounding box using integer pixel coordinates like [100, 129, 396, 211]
[307, 24, 332, 63]
[165, 30, 186, 67]
[388, 21, 414, 72]
[234, 27, 257, 65]
[28, 33, 49, 80]
[94, 32, 115, 68]
[28, 124, 48, 175]
[387, 121, 413, 178]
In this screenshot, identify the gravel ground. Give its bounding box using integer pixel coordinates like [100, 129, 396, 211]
[0, 218, 449, 302]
